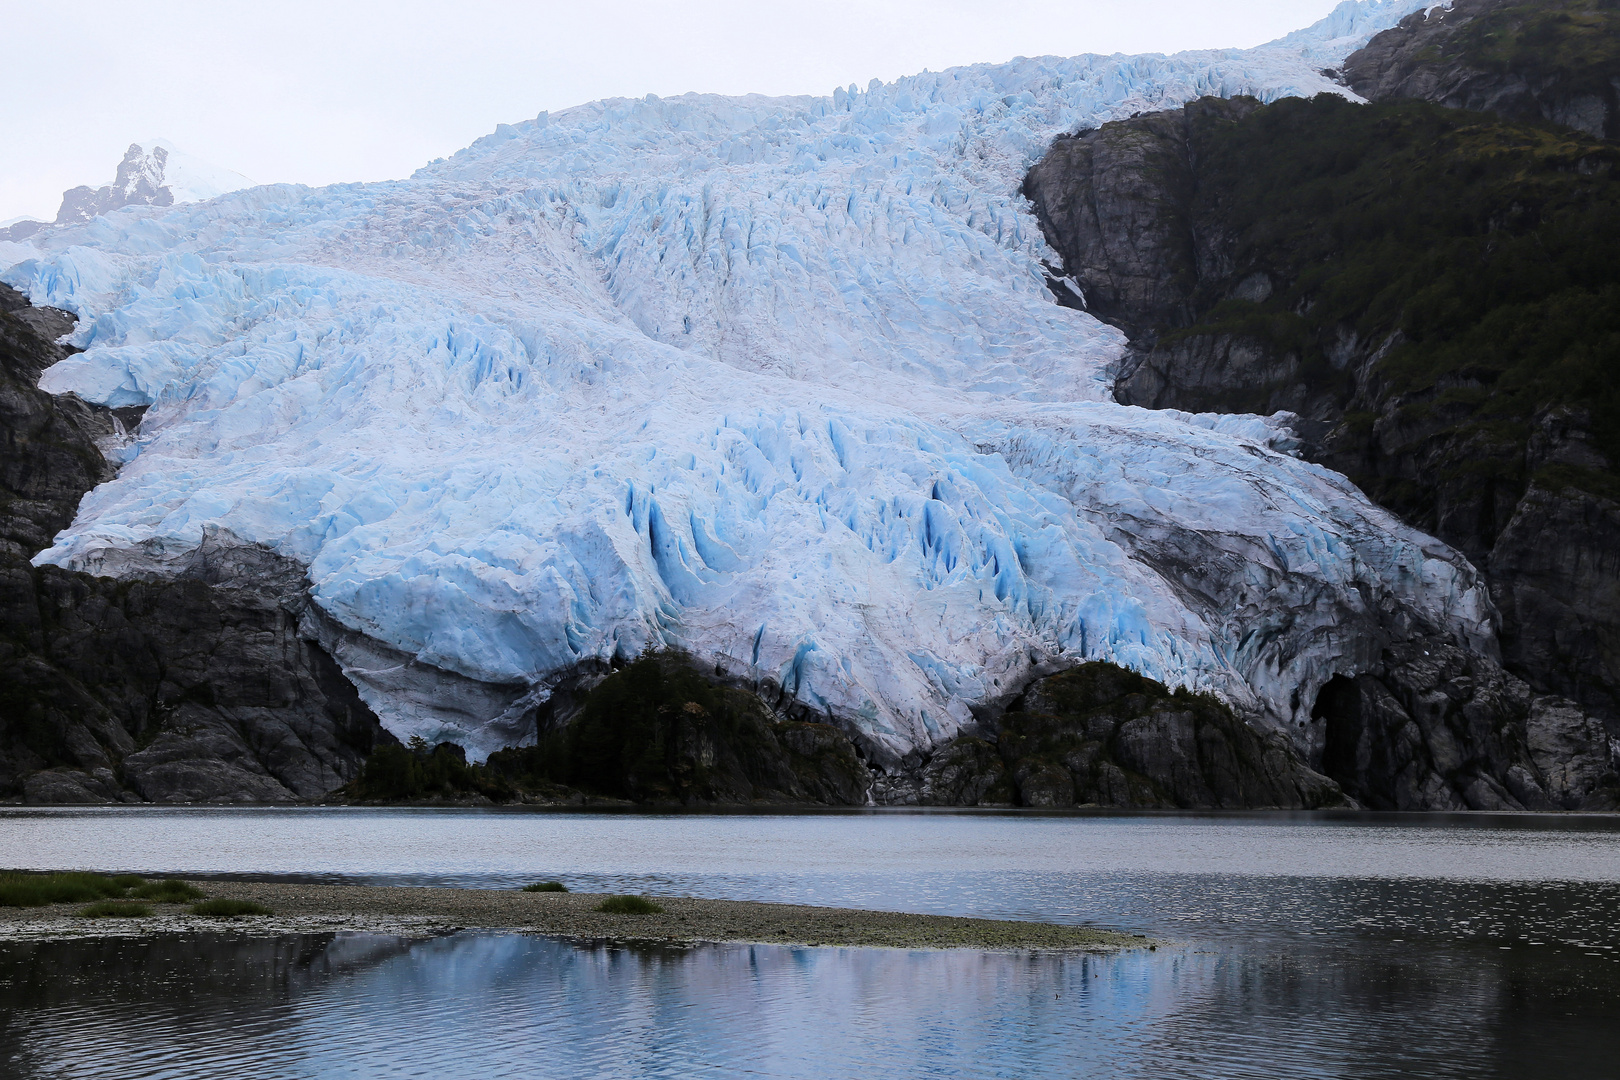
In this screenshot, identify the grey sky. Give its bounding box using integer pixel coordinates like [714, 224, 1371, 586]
[1, 0, 1350, 222]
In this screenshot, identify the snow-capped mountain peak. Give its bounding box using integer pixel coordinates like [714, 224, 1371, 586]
[138, 139, 258, 205]
[4, 141, 259, 237]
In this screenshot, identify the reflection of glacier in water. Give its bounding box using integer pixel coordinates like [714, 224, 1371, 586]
[0, 1, 1477, 760]
[2, 924, 1617, 1080]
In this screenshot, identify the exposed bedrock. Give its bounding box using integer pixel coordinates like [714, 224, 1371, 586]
[0, 285, 390, 804]
[1342, 0, 1620, 140]
[476, 651, 877, 806]
[501, 653, 1355, 808]
[882, 663, 1348, 809]
[1316, 637, 1618, 811]
[1022, 92, 1620, 808]
[334, 652, 1353, 810]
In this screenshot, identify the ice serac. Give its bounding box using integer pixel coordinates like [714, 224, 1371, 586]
[3, 2, 1448, 765]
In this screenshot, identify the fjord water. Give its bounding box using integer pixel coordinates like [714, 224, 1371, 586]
[2, 810, 1619, 1078]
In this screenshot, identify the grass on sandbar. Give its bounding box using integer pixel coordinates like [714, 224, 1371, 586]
[0, 872, 144, 908]
[75, 900, 154, 919]
[595, 895, 664, 915]
[523, 881, 569, 893]
[132, 879, 206, 903]
[189, 899, 274, 918]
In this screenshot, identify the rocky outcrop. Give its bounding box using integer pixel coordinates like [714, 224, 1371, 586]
[0, 220, 44, 243]
[53, 144, 174, 226]
[1343, 0, 1620, 139]
[0, 288, 118, 555]
[0, 284, 391, 804]
[1316, 637, 1617, 811]
[1023, 78, 1620, 808]
[343, 650, 880, 806]
[476, 651, 876, 806]
[1024, 105, 1217, 338]
[879, 663, 1349, 809]
[1022, 94, 1354, 437]
[340, 653, 1360, 810]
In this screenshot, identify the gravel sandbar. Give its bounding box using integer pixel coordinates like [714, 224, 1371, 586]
[0, 880, 1145, 952]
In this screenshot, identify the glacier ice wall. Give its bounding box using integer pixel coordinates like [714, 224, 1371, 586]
[0, 1, 1472, 762]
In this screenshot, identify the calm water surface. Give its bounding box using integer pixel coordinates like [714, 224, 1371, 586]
[1, 808, 1617, 1078]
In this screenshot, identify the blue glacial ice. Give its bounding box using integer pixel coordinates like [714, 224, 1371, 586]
[0, 1, 1478, 762]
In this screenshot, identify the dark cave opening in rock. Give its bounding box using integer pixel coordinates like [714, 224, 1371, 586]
[1314, 675, 1363, 789]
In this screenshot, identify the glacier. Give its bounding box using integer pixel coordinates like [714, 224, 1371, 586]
[0, 0, 1483, 764]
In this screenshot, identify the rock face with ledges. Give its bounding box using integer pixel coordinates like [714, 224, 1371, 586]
[1021, 105, 1218, 338]
[474, 651, 877, 805]
[1316, 639, 1618, 811]
[52, 144, 174, 226]
[1489, 469, 1620, 720]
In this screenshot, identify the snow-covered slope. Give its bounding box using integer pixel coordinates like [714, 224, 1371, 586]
[140, 139, 257, 205]
[1, 1, 1475, 762]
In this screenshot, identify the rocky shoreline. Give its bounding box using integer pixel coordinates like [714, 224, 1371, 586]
[0, 879, 1144, 952]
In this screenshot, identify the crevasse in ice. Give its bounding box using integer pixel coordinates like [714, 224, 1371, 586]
[2, 1, 1472, 761]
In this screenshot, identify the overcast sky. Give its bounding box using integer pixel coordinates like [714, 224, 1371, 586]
[2, 0, 1351, 222]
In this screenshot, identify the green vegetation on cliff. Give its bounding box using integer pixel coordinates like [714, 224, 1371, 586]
[921, 663, 1346, 809]
[1344, 0, 1620, 139]
[347, 654, 1355, 809]
[1027, 80, 1620, 723]
[1173, 93, 1620, 512]
[346, 737, 518, 802]
[1447, 0, 1620, 87]
[491, 652, 866, 803]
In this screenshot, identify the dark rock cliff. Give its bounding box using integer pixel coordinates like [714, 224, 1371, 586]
[337, 652, 1354, 810]
[890, 663, 1349, 810]
[1316, 637, 1616, 810]
[475, 651, 876, 806]
[1343, 0, 1620, 140]
[1023, 93, 1620, 809]
[0, 284, 390, 804]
